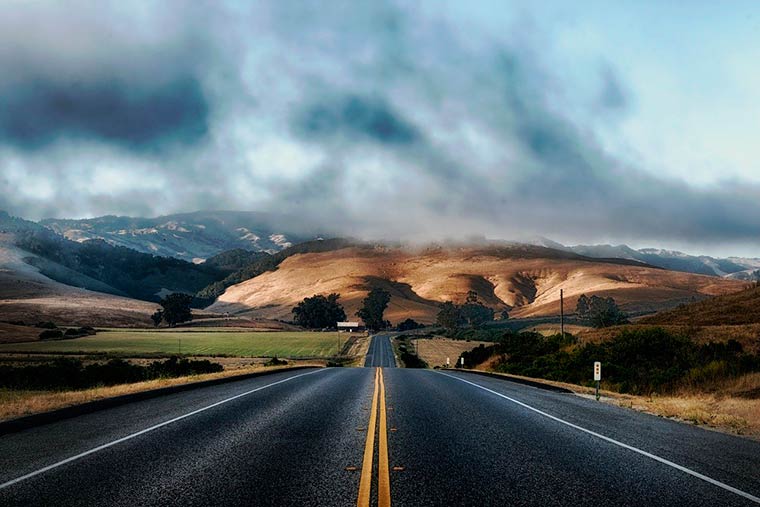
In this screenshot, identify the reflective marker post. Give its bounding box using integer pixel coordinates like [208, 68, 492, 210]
[593, 361, 601, 401]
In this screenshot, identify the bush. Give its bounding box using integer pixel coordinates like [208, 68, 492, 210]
[35, 321, 57, 329]
[397, 318, 424, 331]
[39, 329, 63, 339]
[473, 327, 760, 395]
[264, 356, 288, 366]
[0, 356, 224, 391]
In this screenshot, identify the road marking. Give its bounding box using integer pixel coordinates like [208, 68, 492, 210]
[437, 371, 760, 505]
[0, 369, 325, 491]
[378, 368, 391, 507]
[357, 368, 380, 507]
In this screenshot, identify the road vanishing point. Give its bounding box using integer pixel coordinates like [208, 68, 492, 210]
[1, 333, 759, 506]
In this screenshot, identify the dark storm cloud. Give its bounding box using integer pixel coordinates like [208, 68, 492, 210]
[0, 76, 209, 151]
[295, 95, 420, 145]
[1, 1, 760, 254]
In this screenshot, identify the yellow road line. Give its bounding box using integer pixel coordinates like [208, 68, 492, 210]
[357, 368, 379, 507]
[378, 368, 391, 507]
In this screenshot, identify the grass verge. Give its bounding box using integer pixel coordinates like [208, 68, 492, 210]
[0, 361, 323, 423]
[0, 330, 352, 358]
[468, 369, 760, 440]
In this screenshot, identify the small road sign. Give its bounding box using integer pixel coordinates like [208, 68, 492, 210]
[593, 361, 601, 400]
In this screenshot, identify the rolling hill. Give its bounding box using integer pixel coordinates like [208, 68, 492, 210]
[0, 233, 157, 327]
[209, 243, 745, 324]
[1, 212, 226, 302]
[640, 284, 760, 326]
[40, 210, 321, 262]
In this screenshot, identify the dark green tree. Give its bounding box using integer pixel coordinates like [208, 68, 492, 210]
[150, 309, 164, 327]
[356, 287, 391, 330]
[159, 293, 194, 327]
[436, 301, 462, 331]
[460, 291, 495, 328]
[291, 293, 346, 329]
[576, 294, 628, 328]
[397, 318, 423, 331]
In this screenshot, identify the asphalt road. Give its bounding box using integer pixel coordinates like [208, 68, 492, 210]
[364, 332, 396, 367]
[1, 335, 759, 506]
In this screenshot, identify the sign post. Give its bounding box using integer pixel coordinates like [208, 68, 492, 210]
[593, 361, 601, 400]
[446, 357, 450, 368]
[460, 357, 465, 368]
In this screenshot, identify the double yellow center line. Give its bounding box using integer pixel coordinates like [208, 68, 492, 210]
[357, 367, 391, 507]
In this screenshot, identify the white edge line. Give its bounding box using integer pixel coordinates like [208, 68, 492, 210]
[0, 368, 325, 490]
[436, 371, 760, 505]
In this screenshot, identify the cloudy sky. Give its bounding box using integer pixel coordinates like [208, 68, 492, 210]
[1, 0, 760, 255]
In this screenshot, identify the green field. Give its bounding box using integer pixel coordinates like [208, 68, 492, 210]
[0, 330, 346, 358]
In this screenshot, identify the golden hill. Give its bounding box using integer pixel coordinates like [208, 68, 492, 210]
[640, 284, 760, 326]
[209, 244, 744, 324]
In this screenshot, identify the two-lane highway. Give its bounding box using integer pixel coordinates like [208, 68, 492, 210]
[364, 333, 396, 367]
[1, 334, 759, 506]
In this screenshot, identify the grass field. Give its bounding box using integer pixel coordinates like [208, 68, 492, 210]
[0, 330, 348, 358]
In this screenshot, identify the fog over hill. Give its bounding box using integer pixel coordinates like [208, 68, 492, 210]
[40, 210, 324, 262]
[25, 210, 760, 279]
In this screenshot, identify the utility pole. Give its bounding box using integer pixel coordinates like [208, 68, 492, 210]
[560, 289, 564, 337]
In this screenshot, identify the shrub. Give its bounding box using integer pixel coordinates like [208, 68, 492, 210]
[39, 329, 63, 339]
[264, 356, 288, 366]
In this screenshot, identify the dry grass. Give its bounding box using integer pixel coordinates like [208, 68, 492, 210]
[579, 324, 760, 354]
[343, 334, 371, 366]
[413, 338, 491, 367]
[210, 245, 743, 324]
[0, 361, 323, 423]
[524, 323, 592, 336]
[473, 369, 760, 439]
[0, 322, 42, 344]
[641, 285, 760, 326]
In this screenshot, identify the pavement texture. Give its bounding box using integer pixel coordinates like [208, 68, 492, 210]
[1, 335, 758, 506]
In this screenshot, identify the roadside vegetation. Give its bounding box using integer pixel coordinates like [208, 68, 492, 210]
[394, 335, 427, 368]
[0, 361, 318, 423]
[458, 327, 760, 395]
[0, 356, 223, 390]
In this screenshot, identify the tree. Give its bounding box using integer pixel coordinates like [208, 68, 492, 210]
[500, 309, 510, 321]
[436, 301, 462, 331]
[292, 293, 346, 329]
[356, 287, 391, 330]
[459, 291, 495, 328]
[159, 293, 194, 327]
[398, 318, 423, 331]
[150, 309, 164, 327]
[576, 294, 628, 328]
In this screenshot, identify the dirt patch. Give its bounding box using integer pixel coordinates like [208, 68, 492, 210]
[413, 337, 492, 368]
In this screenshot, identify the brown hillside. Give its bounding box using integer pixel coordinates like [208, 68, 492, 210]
[640, 285, 760, 326]
[0, 236, 156, 327]
[210, 244, 744, 324]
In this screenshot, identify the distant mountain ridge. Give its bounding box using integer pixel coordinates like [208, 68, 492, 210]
[40, 210, 321, 262]
[526, 237, 760, 280]
[26, 211, 760, 278]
